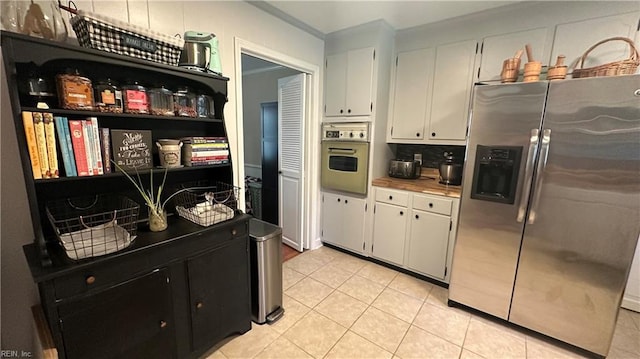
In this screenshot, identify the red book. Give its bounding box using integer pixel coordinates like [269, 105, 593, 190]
[68, 120, 90, 176]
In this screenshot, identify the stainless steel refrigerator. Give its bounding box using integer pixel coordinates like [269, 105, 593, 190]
[448, 74, 640, 356]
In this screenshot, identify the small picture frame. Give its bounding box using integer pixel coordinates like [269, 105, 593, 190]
[111, 129, 153, 171]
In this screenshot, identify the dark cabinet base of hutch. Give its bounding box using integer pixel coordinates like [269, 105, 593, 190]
[3, 31, 252, 358]
[25, 215, 252, 359]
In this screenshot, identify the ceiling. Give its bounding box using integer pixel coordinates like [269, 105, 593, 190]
[243, 1, 522, 73]
[253, 1, 521, 37]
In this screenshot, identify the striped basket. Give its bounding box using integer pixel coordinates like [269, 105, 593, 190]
[571, 37, 639, 79]
[70, 10, 184, 66]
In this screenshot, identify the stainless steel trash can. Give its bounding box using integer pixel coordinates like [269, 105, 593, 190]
[250, 218, 284, 324]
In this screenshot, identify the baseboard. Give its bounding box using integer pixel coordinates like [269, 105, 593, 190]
[32, 304, 58, 359]
[309, 236, 323, 250]
[622, 295, 640, 312]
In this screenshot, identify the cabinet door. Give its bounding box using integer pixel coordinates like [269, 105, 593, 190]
[551, 12, 640, 75]
[429, 40, 477, 141]
[372, 202, 408, 266]
[407, 210, 451, 280]
[390, 48, 435, 140]
[58, 269, 175, 359]
[325, 53, 347, 116]
[479, 27, 549, 82]
[188, 239, 251, 352]
[346, 47, 375, 116]
[321, 192, 345, 246]
[342, 196, 366, 253]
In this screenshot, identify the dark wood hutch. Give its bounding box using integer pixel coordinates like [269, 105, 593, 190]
[1, 31, 251, 359]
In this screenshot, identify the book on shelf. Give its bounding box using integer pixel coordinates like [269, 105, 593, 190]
[111, 129, 153, 171]
[89, 117, 104, 175]
[54, 116, 77, 177]
[185, 159, 230, 167]
[181, 136, 228, 144]
[68, 120, 91, 176]
[21, 112, 43, 180]
[82, 120, 98, 176]
[42, 113, 59, 178]
[189, 151, 230, 158]
[184, 152, 229, 166]
[32, 112, 51, 179]
[182, 144, 228, 158]
[99, 127, 111, 174]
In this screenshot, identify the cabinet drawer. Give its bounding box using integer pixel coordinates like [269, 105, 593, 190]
[412, 194, 452, 215]
[375, 188, 409, 207]
[53, 253, 155, 301]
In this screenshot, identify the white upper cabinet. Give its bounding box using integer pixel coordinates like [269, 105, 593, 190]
[324, 47, 375, 117]
[324, 52, 348, 116]
[429, 40, 477, 141]
[389, 48, 435, 140]
[551, 12, 640, 76]
[388, 40, 477, 144]
[478, 27, 549, 82]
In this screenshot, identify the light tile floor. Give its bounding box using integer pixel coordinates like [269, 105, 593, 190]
[204, 246, 640, 359]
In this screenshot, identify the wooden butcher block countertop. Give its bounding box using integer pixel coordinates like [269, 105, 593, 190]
[372, 168, 462, 198]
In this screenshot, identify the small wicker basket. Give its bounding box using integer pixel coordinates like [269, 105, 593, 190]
[571, 37, 639, 79]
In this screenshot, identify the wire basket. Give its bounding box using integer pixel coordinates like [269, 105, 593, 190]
[571, 37, 640, 78]
[46, 195, 140, 261]
[173, 182, 239, 227]
[70, 10, 184, 66]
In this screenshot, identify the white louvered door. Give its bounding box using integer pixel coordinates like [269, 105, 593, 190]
[278, 74, 305, 252]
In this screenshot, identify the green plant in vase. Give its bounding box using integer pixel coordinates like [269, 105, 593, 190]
[113, 162, 170, 232]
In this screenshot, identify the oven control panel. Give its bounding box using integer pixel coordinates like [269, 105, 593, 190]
[322, 123, 369, 141]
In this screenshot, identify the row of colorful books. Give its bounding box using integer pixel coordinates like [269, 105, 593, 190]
[22, 112, 231, 179]
[181, 136, 229, 166]
[22, 112, 112, 179]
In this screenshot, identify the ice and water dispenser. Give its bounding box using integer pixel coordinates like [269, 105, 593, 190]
[470, 145, 522, 204]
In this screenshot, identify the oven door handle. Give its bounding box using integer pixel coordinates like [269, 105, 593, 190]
[328, 148, 357, 155]
[517, 129, 539, 223]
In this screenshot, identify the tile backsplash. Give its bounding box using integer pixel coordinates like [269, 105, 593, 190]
[395, 144, 466, 169]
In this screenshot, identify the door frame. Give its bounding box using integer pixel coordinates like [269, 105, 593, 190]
[234, 37, 321, 251]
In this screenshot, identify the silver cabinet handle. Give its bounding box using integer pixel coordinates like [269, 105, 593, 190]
[517, 129, 540, 222]
[528, 129, 551, 224]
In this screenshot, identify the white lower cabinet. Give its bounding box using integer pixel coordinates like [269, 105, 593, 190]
[372, 202, 408, 266]
[407, 209, 450, 280]
[321, 192, 366, 253]
[372, 187, 459, 282]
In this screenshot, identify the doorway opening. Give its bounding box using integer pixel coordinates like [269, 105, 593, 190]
[235, 38, 320, 253]
[241, 56, 301, 227]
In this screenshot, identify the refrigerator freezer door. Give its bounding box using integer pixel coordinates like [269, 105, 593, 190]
[448, 82, 548, 319]
[509, 75, 640, 356]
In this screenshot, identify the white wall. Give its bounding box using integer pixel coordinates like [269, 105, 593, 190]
[0, 0, 323, 353]
[0, 51, 40, 355]
[623, 236, 640, 312]
[242, 67, 301, 170]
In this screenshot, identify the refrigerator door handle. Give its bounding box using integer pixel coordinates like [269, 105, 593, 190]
[517, 129, 540, 222]
[528, 129, 551, 224]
